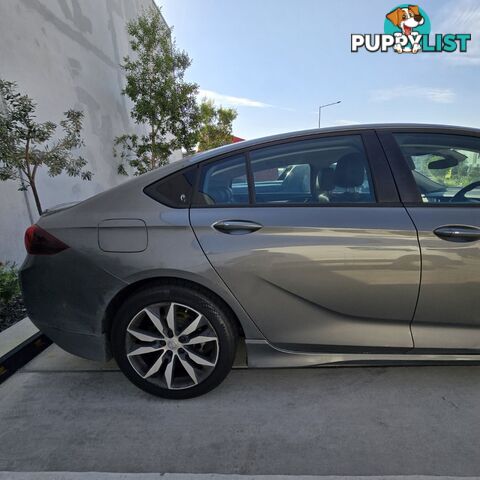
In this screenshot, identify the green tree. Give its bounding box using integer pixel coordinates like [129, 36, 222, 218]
[0, 262, 20, 306]
[197, 99, 238, 152]
[0, 79, 91, 215]
[115, 6, 199, 175]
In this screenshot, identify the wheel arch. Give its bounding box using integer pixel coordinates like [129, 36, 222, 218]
[103, 276, 249, 342]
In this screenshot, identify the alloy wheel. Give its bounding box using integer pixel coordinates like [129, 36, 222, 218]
[125, 302, 219, 390]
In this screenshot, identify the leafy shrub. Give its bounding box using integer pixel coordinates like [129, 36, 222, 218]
[0, 262, 20, 306]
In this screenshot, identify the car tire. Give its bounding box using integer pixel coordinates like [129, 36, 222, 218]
[111, 283, 238, 399]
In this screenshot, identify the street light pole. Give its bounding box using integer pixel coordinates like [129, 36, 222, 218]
[318, 100, 341, 128]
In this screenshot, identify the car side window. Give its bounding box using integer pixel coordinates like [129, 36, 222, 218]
[249, 135, 376, 204]
[394, 133, 480, 204]
[194, 154, 249, 206]
[144, 166, 197, 208]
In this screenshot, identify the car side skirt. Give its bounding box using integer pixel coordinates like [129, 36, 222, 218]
[246, 340, 480, 367]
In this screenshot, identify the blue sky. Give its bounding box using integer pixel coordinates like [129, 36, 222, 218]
[158, 0, 480, 139]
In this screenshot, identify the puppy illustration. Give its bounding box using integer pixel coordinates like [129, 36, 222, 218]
[386, 5, 425, 53]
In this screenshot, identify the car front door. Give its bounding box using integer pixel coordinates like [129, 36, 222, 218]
[381, 129, 480, 351]
[190, 131, 420, 352]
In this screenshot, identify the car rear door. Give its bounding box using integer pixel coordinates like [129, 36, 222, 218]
[379, 128, 480, 351]
[190, 131, 420, 352]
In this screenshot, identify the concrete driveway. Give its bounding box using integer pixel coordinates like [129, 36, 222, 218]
[1, 345, 480, 476]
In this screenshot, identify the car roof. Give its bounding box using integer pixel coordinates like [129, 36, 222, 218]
[182, 123, 480, 167]
[105, 123, 480, 192]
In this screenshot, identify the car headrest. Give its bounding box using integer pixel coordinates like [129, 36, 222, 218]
[316, 167, 335, 192]
[208, 186, 233, 204]
[334, 153, 366, 188]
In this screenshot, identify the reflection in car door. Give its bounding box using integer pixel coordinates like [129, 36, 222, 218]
[190, 132, 420, 353]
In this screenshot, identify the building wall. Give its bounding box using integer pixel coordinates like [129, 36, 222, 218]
[0, 0, 180, 265]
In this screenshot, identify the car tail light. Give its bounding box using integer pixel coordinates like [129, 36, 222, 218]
[24, 225, 69, 255]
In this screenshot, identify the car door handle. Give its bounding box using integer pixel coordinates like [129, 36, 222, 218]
[434, 225, 480, 242]
[213, 220, 263, 234]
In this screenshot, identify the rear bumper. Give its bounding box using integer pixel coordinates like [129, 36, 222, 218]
[31, 323, 110, 362]
[20, 249, 128, 362]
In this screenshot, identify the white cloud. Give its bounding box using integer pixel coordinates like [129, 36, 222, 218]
[433, 0, 480, 65]
[371, 86, 456, 104]
[198, 89, 272, 108]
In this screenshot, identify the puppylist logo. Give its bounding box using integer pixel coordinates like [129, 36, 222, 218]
[352, 4, 471, 54]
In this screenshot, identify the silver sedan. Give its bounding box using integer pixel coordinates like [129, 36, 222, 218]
[20, 124, 480, 398]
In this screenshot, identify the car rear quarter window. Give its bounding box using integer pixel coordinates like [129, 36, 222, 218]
[144, 166, 197, 208]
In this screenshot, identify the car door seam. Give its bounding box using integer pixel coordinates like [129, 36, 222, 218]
[402, 206, 423, 350]
[375, 130, 421, 349]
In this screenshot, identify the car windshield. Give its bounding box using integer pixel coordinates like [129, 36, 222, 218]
[411, 150, 479, 188]
[410, 149, 480, 203]
[394, 133, 480, 203]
